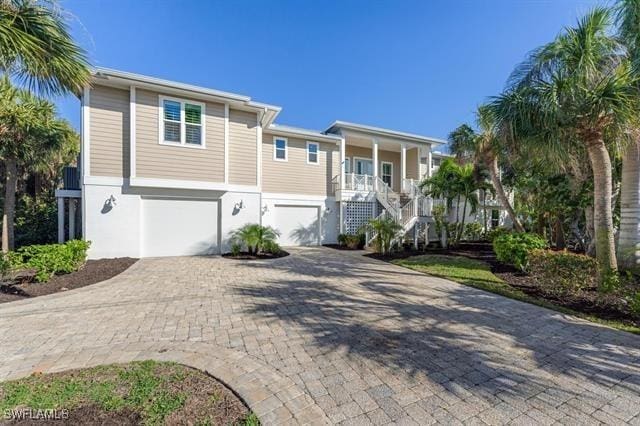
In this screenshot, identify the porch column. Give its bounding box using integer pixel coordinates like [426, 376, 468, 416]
[372, 138, 379, 178]
[416, 146, 421, 182]
[340, 137, 346, 189]
[57, 197, 65, 243]
[427, 149, 433, 178]
[401, 143, 407, 182]
[69, 199, 76, 240]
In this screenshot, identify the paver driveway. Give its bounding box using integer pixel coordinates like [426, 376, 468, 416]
[1, 247, 639, 425]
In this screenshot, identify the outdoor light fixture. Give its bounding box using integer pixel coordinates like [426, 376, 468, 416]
[262, 204, 269, 214]
[234, 200, 245, 210]
[107, 195, 117, 207]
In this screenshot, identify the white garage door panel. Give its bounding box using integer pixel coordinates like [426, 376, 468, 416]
[143, 198, 218, 257]
[274, 205, 320, 246]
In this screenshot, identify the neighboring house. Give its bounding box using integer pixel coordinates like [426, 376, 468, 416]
[56, 68, 451, 258]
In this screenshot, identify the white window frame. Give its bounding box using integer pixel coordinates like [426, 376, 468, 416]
[306, 141, 320, 165]
[158, 95, 206, 149]
[344, 157, 352, 174]
[381, 161, 393, 188]
[353, 157, 373, 175]
[273, 136, 288, 161]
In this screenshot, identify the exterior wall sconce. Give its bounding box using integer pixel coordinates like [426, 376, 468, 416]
[261, 205, 269, 214]
[234, 200, 244, 210]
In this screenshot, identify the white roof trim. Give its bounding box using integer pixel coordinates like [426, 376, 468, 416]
[91, 68, 282, 122]
[267, 124, 342, 142]
[326, 120, 446, 145]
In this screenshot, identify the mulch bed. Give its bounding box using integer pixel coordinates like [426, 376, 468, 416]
[323, 244, 363, 251]
[367, 242, 640, 328]
[0, 258, 137, 304]
[222, 250, 289, 260]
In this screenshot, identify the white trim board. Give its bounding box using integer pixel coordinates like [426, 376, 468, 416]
[129, 177, 259, 193]
[130, 86, 137, 178]
[157, 94, 207, 149]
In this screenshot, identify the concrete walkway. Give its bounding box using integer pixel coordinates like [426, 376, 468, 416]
[0, 247, 639, 425]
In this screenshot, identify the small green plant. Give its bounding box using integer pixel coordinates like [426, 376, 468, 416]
[493, 233, 547, 272]
[464, 222, 483, 241]
[366, 217, 402, 255]
[627, 291, 640, 317]
[230, 224, 279, 255]
[9, 240, 90, 282]
[262, 240, 282, 255]
[337, 233, 364, 249]
[230, 242, 241, 257]
[486, 226, 510, 242]
[528, 249, 599, 297]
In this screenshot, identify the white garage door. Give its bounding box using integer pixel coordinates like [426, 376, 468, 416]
[273, 205, 320, 246]
[142, 198, 219, 257]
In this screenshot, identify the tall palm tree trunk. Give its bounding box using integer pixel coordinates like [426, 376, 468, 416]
[617, 139, 640, 271]
[2, 158, 17, 252]
[585, 138, 617, 273]
[458, 196, 468, 242]
[486, 156, 524, 232]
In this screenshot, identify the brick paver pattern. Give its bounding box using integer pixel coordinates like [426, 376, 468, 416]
[1, 247, 639, 425]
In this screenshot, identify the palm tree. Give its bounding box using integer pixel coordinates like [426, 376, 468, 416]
[492, 8, 640, 274]
[231, 224, 280, 255]
[615, 0, 640, 272]
[448, 108, 525, 232]
[0, 0, 90, 96]
[367, 217, 402, 255]
[0, 78, 77, 251]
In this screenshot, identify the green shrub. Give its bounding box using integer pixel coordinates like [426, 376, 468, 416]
[528, 249, 599, 297]
[493, 233, 547, 271]
[337, 233, 365, 249]
[486, 226, 510, 242]
[10, 240, 90, 282]
[230, 224, 279, 255]
[464, 222, 484, 241]
[230, 242, 241, 257]
[262, 240, 282, 255]
[15, 196, 58, 247]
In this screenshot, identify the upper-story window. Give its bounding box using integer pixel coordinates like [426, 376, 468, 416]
[307, 142, 319, 164]
[432, 157, 441, 168]
[160, 96, 205, 148]
[274, 137, 287, 161]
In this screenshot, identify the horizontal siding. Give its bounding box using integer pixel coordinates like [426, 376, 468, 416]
[262, 133, 338, 195]
[135, 89, 225, 182]
[228, 109, 257, 186]
[406, 147, 419, 180]
[89, 85, 129, 177]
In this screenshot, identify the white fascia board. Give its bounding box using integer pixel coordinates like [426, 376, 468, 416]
[325, 120, 447, 145]
[92, 68, 281, 117]
[262, 192, 336, 202]
[267, 124, 342, 143]
[129, 177, 260, 193]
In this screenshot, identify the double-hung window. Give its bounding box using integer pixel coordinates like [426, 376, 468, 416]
[307, 142, 319, 164]
[160, 97, 205, 147]
[274, 137, 287, 161]
[381, 162, 393, 187]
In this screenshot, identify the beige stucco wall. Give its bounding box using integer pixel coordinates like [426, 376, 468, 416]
[228, 109, 257, 186]
[135, 89, 225, 182]
[262, 133, 339, 195]
[89, 85, 129, 177]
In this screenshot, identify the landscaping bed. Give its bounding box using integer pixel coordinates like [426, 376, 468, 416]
[0, 257, 137, 304]
[369, 242, 640, 333]
[222, 250, 289, 260]
[0, 360, 258, 425]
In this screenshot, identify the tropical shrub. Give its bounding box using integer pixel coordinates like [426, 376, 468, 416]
[464, 222, 484, 241]
[230, 224, 279, 255]
[262, 240, 282, 255]
[493, 233, 547, 272]
[337, 233, 365, 249]
[9, 240, 90, 282]
[486, 226, 510, 242]
[627, 291, 640, 317]
[367, 217, 402, 255]
[528, 250, 599, 297]
[15, 195, 58, 247]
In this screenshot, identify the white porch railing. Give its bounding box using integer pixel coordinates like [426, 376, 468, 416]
[340, 173, 375, 191]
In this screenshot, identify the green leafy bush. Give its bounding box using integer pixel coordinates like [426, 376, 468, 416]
[262, 240, 282, 255]
[627, 291, 640, 317]
[230, 224, 279, 255]
[493, 233, 547, 271]
[337, 233, 365, 249]
[464, 222, 484, 241]
[10, 240, 90, 282]
[528, 249, 599, 297]
[486, 226, 510, 242]
[15, 196, 58, 247]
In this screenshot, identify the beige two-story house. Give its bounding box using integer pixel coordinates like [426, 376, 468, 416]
[56, 68, 447, 258]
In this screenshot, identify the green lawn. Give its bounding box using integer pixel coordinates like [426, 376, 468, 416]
[0, 360, 259, 426]
[392, 254, 640, 334]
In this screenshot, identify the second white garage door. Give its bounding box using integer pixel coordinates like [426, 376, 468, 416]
[142, 198, 219, 257]
[273, 205, 320, 246]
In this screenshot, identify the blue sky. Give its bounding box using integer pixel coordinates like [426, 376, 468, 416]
[56, 0, 602, 144]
